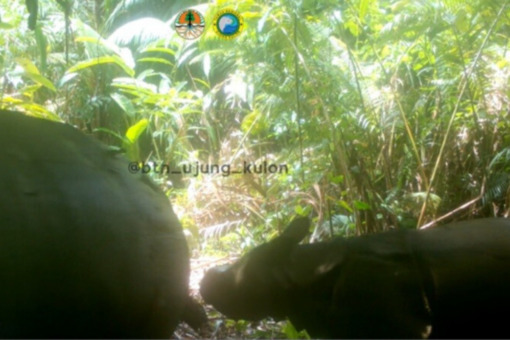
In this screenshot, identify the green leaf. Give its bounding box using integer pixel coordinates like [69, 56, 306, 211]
[302, 205, 313, 216]
[75, 35, 126, 58]
[454, 9, 469, 32]
[15, 58, 40, 75]
[359, 0, 374, 23]
[67, 56, 135, 77]
[296, 20, 312, 46]
[137, 57, 174, 66]
[21, 85, 42, 99]
[283, 321, 300, 339]
[354, 200, 371, 210]
[330, 175, 344, 184]
[112, 77, 158, 95]
[12, 103, 61, 121]
[141, 47, 176, 56]
[25, 73, 56, 92]
[283, 320, 310, 339]
[345, 21, 359, 37]
[0, 22, 14, 29]
[58, 73, 79, 87]
[241, 109, 267, 135]
[94, 127, 126, 143]
[192, 77, 210, 89]
[295, 205, 305, 215]
[126, 119, 149, 144]
[122, 119, 149, 161]
[177, 47, 198, 66]
[257, 6, 273, 33]
[110, 93, 136, 117]
[339, 200, 353, 212]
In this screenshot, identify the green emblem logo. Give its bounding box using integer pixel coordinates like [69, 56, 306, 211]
[175, 9, 205, 40]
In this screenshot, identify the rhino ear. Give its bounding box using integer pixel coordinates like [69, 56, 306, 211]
[280, 216, 311, 244]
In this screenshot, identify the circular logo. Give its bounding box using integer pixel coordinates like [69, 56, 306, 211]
[213, 9, 244, 39]
[174, 9, 205, 40]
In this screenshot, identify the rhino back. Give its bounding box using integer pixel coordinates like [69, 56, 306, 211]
[0, 111, 190, 338]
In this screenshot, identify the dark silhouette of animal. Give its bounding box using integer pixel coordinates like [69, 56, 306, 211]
[200, 217, 510, 339]
[0, 110, 190, 338]
[181, 295, 208, 332]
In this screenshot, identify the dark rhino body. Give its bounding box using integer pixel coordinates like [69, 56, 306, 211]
[200, 217, 510, 339]
[0, 110, 189, 338]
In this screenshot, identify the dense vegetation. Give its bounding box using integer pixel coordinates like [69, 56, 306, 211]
[1, 0, 509, 336]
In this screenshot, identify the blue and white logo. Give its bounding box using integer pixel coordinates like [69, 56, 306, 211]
[213, 9, 244, 39]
